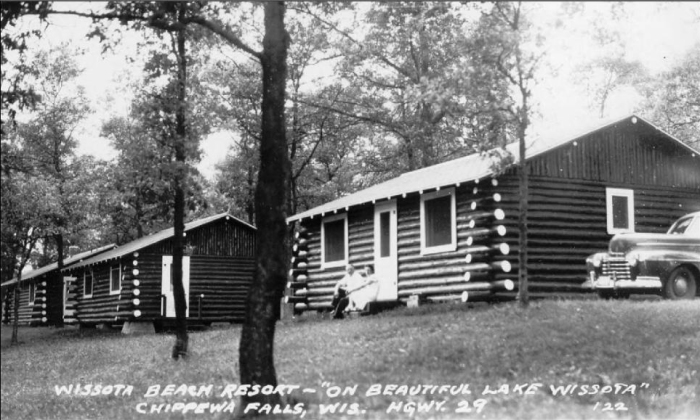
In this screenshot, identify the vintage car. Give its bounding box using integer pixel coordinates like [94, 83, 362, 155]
[583, 212, 700, 299]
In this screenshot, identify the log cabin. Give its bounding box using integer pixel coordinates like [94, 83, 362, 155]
[285, 115, 700, 312]
[1, 245, 116, 326]
[60, 213, 256, 330]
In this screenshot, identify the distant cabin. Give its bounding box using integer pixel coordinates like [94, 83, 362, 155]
[1, 245, 116, 326]
[285, 115, 700, 312]
[61, 213, 256, 329]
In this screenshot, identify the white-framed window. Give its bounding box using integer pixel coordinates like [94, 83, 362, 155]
[109, 264, 121, 295]
[420, 187, 457, 254]
[84, 268, 94, 298]
[321, 213, 348, 268]
[28, 282, 36, 305]
[606, 188, 635, 234]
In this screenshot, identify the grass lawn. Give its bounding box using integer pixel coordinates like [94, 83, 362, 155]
[1, 298, 699, 420]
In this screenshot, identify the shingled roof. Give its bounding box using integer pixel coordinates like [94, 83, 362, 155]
[287, 115, 698, 223]
[1, 244, 116, 288]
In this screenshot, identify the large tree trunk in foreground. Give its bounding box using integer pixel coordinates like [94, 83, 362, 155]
[239, 1, 290, 409]
[171, 6, 189, 359]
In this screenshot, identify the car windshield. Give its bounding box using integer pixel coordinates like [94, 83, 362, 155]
[668, 216, 697, 235]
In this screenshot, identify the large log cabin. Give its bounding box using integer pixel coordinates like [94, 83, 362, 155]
[1, 245, 116, 326]
[61, 213, 256, 329]
[285, 115, 700, 312]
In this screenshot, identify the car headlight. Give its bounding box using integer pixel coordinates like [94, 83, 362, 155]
[626, 253, 640, 267]
[592, 253, 604, 268]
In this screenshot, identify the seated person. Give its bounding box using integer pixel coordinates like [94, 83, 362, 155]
[347, 265, 380, 312]
[331, 264, 380, 318]
[330, 264, 362, 318]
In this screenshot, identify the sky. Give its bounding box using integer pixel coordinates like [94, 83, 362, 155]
[8, 2, 700, 180]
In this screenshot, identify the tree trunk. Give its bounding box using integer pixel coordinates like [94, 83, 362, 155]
[11, 283, 20, 345]
[518, 110, 529, 307]
[239, 1, 290, 410]
[55, 233, 65, 327]
[171, 7, 189, 360]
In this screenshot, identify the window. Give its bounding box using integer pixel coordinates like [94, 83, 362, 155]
[421, 188, 457, 254]
[110, 264, 121, 295]
[84, 269, 94, 298]
[28, 282, 36, 305]
[321, 213, 348, 268]
[606, 188, 634, 234]
[669, 215, 700, 236]
[379, 211, 391, 258]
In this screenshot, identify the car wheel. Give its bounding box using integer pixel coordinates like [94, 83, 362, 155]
[663, 267, 697, 300]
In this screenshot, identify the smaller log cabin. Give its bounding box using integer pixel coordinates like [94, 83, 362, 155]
[286, 115, 700, 312]
[1, 245, 116, 326]
[61, 213, 256, 328]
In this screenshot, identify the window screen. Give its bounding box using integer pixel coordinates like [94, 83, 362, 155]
[424, 195, 452, 247]
[379, 211, 391, 257]
[324, 218, 346, 263]
[84, 270, 93, 296]
[110, 265, 121, 293]
[611, 195, 629, 230]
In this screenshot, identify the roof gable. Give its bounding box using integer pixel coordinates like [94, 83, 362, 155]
[65, 213, 254, 270]
[288, 115, 699, 222]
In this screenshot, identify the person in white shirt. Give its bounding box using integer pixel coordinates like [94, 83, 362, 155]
[330, 264, 362, 318]
[331, 264, 380, 318]
[348, 265, 380, 312]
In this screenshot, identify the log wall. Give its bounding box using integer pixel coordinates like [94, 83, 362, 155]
[290, 181, 515, 311]
[188, 255, 254, 323]
[493, 174, 700, 294]
[65, 217, 257, 326]
[2, 281, 47, 325]
[74, 260, 134, 324]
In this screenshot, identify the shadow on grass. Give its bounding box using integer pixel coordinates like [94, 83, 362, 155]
[0, 324, 123, 350]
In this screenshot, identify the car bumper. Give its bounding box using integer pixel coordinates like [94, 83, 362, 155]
[582, 274, 663, 290]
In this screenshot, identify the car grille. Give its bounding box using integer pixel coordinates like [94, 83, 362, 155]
[602, 253, 631, 281]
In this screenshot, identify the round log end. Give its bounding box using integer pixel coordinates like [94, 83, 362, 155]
[504, 279, 515, 291]
[494, 208, 505, 220]
[461, 291, 469, 302]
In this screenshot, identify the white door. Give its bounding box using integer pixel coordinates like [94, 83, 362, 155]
[162, 256, 190, 317]
[62, 276, 76, 319]
[374, 200, 398, 301]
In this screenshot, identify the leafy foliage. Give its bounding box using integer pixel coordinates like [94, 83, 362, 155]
[637, 45, 700, 150]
